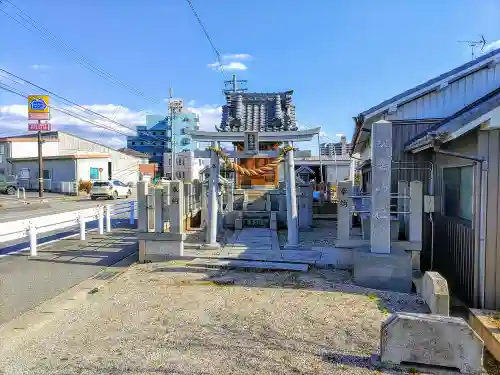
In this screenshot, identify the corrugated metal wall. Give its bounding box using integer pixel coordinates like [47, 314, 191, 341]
[387, 62, 500, 121]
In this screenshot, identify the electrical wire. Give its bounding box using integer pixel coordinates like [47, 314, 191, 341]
[0, 83, 136, 137]
[0, 0, 163, 105]
[0, 70, 172, 147]
[185, 0, 227, 77]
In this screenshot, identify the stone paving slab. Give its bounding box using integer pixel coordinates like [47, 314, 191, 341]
[186, 258, 309, 271]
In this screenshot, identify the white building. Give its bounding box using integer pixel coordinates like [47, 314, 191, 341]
[163, 150, 207, 181]
[0, 131, 149, 189]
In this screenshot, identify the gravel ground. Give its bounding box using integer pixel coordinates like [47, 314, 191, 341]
[0, 261, 439, 375]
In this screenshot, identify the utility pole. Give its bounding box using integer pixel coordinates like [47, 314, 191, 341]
[223, 74, 247, 94]
[37, 123, 43, 197]
[167, 88, 184, 180]
[168, 88, 174, 180]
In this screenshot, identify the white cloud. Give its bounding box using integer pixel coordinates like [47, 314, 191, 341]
[222, 53, 252, 60]
[207, 52, 252, 72]
[207, 61, 248, 71]
[0, 103, 146, 148]
[29, 64, 51, 70]
[483, 40, 500, 53]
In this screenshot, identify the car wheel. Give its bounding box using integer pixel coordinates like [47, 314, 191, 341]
[6, 186, 16, 195]
[113, 191, 118, 200]
[126, 190, 131, 198]
[91, 196, 97, 201]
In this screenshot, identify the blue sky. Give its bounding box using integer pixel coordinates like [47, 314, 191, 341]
[1, 0, 499, 148]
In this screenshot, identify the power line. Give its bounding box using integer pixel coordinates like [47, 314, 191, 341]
[0, 0, 164, 105]
[185, 0, 227, 76]
[0, 82, 136, 137]
[0, 69, 173, 146]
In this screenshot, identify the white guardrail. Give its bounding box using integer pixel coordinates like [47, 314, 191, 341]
[0, 200, 137, 257]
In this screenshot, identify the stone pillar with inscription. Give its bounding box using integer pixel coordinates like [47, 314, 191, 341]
[169, 181, 184, 234]
[370, 120, 392, 254]
[205, 141, 220, 248]
[137, 181, 149, 232]
[162, 182, 171, 232]
[337, 181, 352, 241]
[154, 188, 164, 233]
[298, 183, 313, 229]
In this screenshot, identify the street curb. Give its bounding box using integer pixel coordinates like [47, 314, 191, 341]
[0, 250, 138, 341]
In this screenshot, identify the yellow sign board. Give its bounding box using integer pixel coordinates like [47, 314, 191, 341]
[28, 95, 50, 120]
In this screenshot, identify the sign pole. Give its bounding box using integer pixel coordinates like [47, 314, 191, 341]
[37, 122, 44, 198]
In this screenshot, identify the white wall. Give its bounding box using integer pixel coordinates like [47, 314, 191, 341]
[11, 141, 59, 159]
[58, 132, 141, 183]
[326, 164, 350, 183]
[164, 151, 204, 181]
[76, 159, 109, 181]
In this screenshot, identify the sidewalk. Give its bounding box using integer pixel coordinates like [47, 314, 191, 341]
[0, 228, 138, 325]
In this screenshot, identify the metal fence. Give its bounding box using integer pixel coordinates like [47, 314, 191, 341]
[433, 216, 476, 306]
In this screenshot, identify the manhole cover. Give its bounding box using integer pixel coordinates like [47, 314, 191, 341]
[93, 271, 117, 280]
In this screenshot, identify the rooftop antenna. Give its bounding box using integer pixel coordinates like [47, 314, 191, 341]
[458, 35, 487, 60]
[223, 74, 247, 94]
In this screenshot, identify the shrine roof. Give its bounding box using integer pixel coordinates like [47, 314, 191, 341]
[218, 90, 297, 132]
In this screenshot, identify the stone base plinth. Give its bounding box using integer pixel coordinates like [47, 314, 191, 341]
[138, 232, 186, 263]
[353, 248, 412, 293]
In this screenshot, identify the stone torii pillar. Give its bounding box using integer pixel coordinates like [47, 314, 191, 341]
[205, 141, 220, 248]
[285, 142, 299, 247]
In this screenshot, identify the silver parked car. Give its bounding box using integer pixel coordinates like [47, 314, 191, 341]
[90, 180, 131, 200]
[0, 174, 18, 195]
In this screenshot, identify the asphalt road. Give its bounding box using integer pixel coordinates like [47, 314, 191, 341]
[0, 227, 138, 325]
[0, 194, 137, 223]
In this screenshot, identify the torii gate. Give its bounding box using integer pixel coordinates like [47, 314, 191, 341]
[187, 128, 320, 248]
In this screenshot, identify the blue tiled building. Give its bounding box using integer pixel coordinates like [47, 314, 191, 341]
[126, 112, 199, 174]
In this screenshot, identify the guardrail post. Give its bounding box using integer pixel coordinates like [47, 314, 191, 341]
[29, 223, 37, 256]
[98, 206, 104, 235]
[79, 214, 86, 240]
[105, 204, 112, 233]
[129, 201, 135, 225]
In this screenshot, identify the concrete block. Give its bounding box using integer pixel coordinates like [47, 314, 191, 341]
[422, 271, 449, 316]
[353, 249, 412, 293]
[313, 247, 354, 269]
[235, 218, 243, 230]
[380, 312, 483, 374]
[142, 238, 184, 258]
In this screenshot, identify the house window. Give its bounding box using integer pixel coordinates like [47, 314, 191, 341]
[43, 170, 51, 179]
[443, 165, 473, 221]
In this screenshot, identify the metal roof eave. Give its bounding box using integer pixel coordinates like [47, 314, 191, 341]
[358, 48, 500, 121]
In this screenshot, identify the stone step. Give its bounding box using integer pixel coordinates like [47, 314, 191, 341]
[186, 258, 309, 272]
